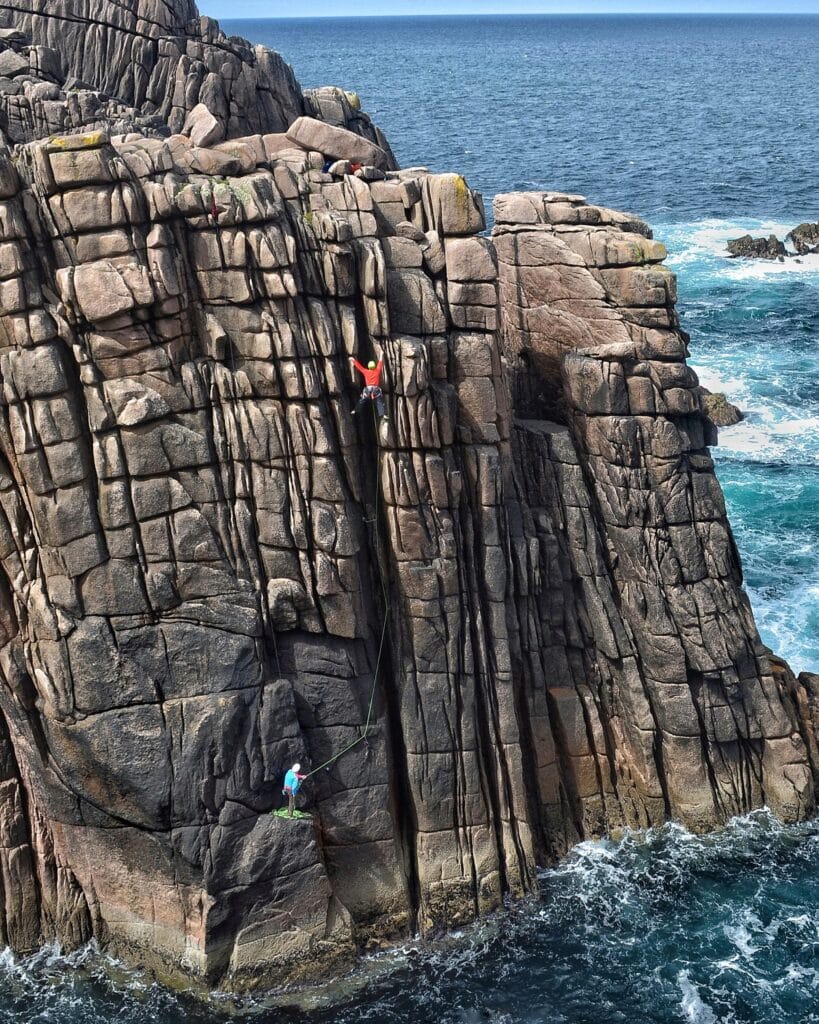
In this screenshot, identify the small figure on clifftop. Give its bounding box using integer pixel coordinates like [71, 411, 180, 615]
[352, 357, 386, 419]
[282, 763, 306, 818]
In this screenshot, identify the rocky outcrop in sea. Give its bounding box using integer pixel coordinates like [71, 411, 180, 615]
[727, 233, 787, 260]
[0, 0, 816, 993]
[787, 222, 819, 255]
[727, 223, 819, 259]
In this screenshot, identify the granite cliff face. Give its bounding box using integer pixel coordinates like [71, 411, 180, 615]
[0, 0, 816, 992]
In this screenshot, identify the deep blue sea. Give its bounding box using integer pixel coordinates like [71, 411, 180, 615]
[5, 14, 819, 1024]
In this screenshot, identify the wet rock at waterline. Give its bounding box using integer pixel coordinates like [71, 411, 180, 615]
[726, 233, 787, 259]
[786, 222, 819, 256]
[0, 0, 815, 996]
[726, 222, 819, 260]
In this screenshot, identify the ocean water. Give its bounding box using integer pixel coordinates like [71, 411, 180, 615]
[8, 812, 819, 1023]
[6, 13, 819, 1023]
[661, 220, 819, 674]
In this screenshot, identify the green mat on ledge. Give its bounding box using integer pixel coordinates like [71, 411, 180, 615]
[271, 808, 312, 820]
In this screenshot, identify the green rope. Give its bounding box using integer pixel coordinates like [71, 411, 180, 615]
[302, 398, 389, 780]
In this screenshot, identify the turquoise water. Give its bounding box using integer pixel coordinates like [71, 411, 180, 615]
[661, 219, 819, 674]
[5, 13, 819, 1023]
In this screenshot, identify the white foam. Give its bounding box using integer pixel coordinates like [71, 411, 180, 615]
[724, 919, 761, 957]
[744, 578, 819, 675]
[710, 412, 819, 465]
[677, 970, 718, 1024]
[690, 367, 749, 407]
[780, 963, 819, 987]
[659, 218, 819, 282]
[724, 252, 819, 281]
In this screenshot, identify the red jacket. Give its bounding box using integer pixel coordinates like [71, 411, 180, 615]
[353, 359, 383, 388]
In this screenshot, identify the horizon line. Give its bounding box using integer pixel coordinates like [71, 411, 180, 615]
[220, 10, 819, 19]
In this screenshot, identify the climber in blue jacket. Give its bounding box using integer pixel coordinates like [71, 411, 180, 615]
[282, 763, 306, 818]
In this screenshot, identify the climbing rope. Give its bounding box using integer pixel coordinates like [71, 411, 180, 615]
[302, 398, 390, 780]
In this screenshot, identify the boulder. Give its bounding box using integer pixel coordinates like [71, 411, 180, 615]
[698, 387, 744, 427]
[421, 174, 486, 237]
[726, 233, 786, 260]
[0, 49, 28, 78]
[181, 102, 224, 149]
[285, 116, 389, 169]
[786, 222, 819, 256]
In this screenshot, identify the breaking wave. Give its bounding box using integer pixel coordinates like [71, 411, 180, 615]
[301, 812, 819, 1023]
[662, 218, 819, 279]
[6, 813, 819, 1022]
[0, 940, 226, 1023]
[657, 218, 819, 674]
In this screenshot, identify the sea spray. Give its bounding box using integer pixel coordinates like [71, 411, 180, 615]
[660, 218, 819, 674]
[0, 813, 818, 1022]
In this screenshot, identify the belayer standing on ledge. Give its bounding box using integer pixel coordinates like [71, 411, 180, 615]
[282, 763, 306, 818]
[352, 357, 387, 419]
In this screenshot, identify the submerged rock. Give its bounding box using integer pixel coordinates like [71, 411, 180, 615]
[0, 0, 814, 997]
[726, 233, 787, 259]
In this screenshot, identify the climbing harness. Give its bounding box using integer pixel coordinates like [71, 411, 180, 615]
[355, 384, 386, 419]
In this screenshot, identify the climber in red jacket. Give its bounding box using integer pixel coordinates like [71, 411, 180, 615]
[352, 358, 387, 419]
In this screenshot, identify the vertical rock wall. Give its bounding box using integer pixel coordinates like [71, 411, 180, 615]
[495, 192, 817, 850]
[0, 127, 541, 985]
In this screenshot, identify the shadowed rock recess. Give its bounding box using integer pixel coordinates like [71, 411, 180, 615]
[0, 0, 816, 992]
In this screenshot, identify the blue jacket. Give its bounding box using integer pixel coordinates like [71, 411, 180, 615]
[283, 769, 301, 794]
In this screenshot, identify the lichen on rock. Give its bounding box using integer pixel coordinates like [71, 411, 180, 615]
[698, 387, 744, 428]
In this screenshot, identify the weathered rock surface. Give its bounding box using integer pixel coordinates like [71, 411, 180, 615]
[0, 0, 300, 140]
[0, 1, 393, 159]
[698, 388, 744, 428]
[727, 233, 786, 259]
[286, 117, 389, 169]
[786, 222, 819, 256]
[0, 0, 814, 996]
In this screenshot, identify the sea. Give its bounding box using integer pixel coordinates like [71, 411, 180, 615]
[4, 13, 819, 1024]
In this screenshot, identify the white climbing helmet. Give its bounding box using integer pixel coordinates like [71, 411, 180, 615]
[292, 763, 301, 772]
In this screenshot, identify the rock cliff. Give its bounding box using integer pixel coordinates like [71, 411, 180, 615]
[0, 0, 815, 992]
